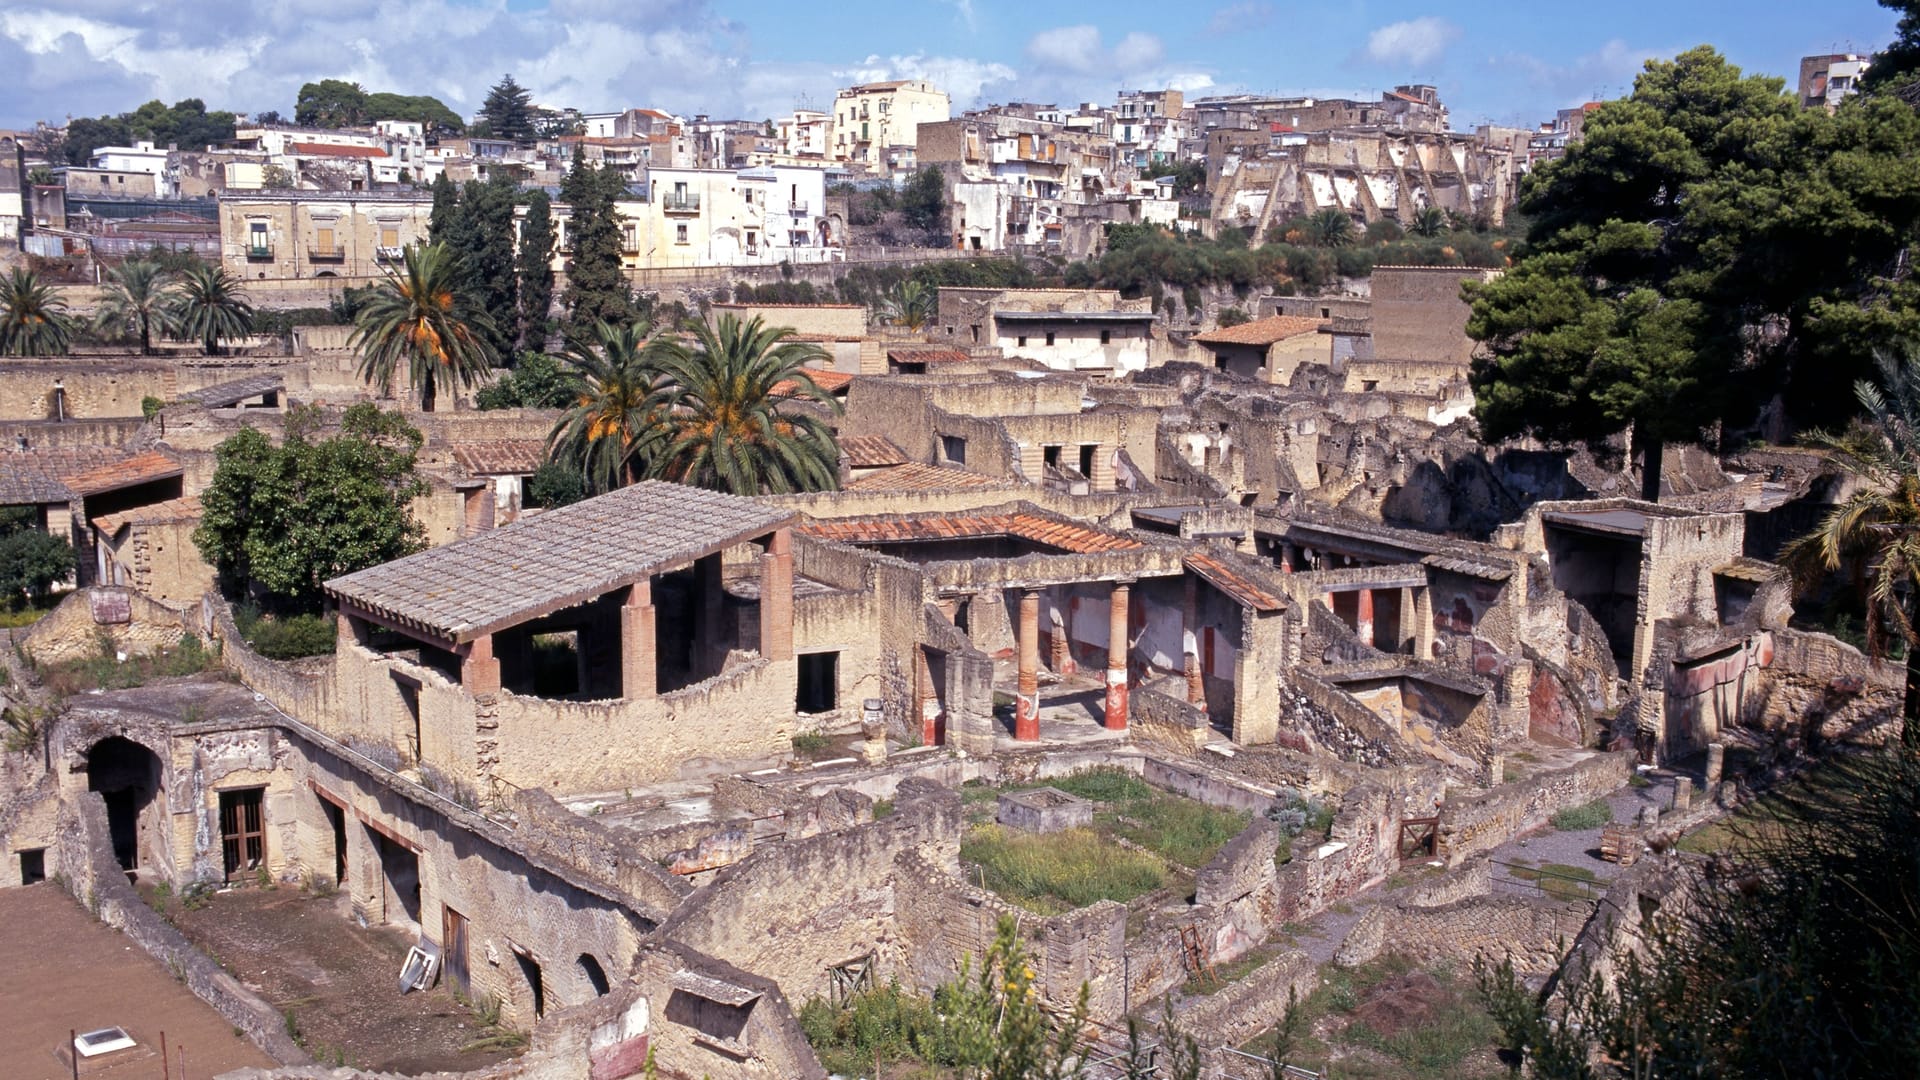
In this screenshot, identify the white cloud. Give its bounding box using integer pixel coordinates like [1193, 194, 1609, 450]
[831, 53, 1019, 110]
[1512, 38, 1670, 109]
[1206, 2, 1274, 37]
[1026, 25, 1106, 74]
[1364, 16, 1461, 68]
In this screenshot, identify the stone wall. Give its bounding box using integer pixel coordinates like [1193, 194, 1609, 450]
[1334, 874, 1589, 976]
[1438, 751, 1632, 865]
[18, 586, 193, 666]
[0, 357, 172, 420]
[1176, 951, 1319, 1053]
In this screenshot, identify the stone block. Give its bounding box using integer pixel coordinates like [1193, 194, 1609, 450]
[996, 787, 1093, 833]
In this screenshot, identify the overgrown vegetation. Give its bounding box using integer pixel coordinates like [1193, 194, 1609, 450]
[234, 604, 337, 660]
[1255, 953, 1504, 1079]
[1548, 798, 1613, 832]
[40, 632, 216, 697]
[960, 824, 1169, 913]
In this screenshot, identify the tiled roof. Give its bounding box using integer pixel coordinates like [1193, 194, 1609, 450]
[843, 463, 1007, 492]
[1186, 550, 1287, 611]
[64, 451, 183, 496]
[289, 142, 386, 159]
[93, 496, 202, 536]
[179, 373, 284, 408]
[887, 346, 971, 365]
[1422, 553, 1515, 581]
[0, 448, 128, 505]
[452, 439, 548, 476]
[771, 369, 853, 397]
[798, 512, 1141, 554]
[326, 481, 794, 644]
[1194, 315, 1328, 346]
[839, 435, 909, 469]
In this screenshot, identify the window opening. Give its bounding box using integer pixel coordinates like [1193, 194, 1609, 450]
[219, 788, 266, 883]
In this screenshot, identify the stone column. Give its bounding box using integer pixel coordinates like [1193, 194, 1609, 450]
[1105, 582, 1131, 731]
[1016, 589, 1041, 741]
[1049, 603, 1076, 676]
[759, 528, 793, 662]
[1183, 575, 1205, 706]
[461, 633, 500, 696]
[1705, 742, 1725, 787]
[622, 578, 656, 700]
[1355, 588, 1374, 649]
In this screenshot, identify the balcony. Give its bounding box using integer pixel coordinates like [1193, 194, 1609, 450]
[663, 192, 701, 213]
[308, 247, 346, 263]
[376, 245, 404, 262]
[788, 200, 809, 216]
[245, 244, 273, 261]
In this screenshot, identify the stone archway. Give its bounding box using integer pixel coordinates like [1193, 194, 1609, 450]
[86, 736, 164, 872]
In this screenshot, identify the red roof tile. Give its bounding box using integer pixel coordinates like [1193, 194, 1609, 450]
[1186, 550, 1286, 611]
[452, 439, 548, 476]
[798, 512, 1141, 554]
[64, 451, 183, 496]
[1194, 315, 1328, 346]
[771, 369, 854, 397]
[843, 463, 1007, 492]
[838, 435, 909, 468]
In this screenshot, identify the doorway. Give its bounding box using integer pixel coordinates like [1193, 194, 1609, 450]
[370, 828, 421, 926]
[218, 788, 265, 883]
[87, 737, 162, 872]
[579, 953, 611, 997]
[321, 797, 347, 886]
[443, 906, 471, 998]
[514, 949, 546, 1019]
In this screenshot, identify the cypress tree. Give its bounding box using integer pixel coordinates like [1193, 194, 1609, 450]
[516, 189, 556, 350]
[560, 149, 634, 336]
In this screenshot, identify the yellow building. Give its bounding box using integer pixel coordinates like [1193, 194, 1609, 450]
[219, 191, 432, 282]
[831, 80, 951, 172]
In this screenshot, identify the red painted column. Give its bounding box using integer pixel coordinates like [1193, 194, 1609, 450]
[1105, 582, 1130, 731]
[1016, 589, 1041, 741]
[918, 647, 942, 746]
[1355, 587, 1375, 649]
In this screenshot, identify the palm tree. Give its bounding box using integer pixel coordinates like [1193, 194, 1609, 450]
[1783, 350, 1920, 747]
[651, 314, 842, 495]
[94, 260, 178, 355]
[350, 243, 498, 411]
[875, 277, 935, 330]
[1305, 209, 1356, 249]
[168, 263, 256, 355]
[0, 267, 75, 356]
[1410, 205, 1449, 238]
[546, 320, 670, 494]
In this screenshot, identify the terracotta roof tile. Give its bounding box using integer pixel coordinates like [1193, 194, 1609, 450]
[0, 447, 127, 504]
[843, 463, 1007, 492]
[1186, 550, 1287, 611]
[838, 435, 909, 469]
[1194, 315, 1328, 347]
[797, 511, 1141, 555]
[887, 346, 972, 365]
[64, 451, 183, 496]
[452, 439, 548, 476]
[92, 495, 202, 536]
[771, 369, 854, 397]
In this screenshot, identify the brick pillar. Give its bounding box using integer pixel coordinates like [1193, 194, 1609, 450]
[1088, 444, 1113, 491]
[759, 528, 793, 661]
[1016, 588, 1041, 741]
[919, 647, 943, 746]
[1049, 603, 1076, 676]
[1105, 582, 1130, 731]
[1183, 575, 1205, 706]
[622, 578, 656, 699]
[1017, 443, 1045, 483]
[462, 633, 500, 696]
[1355, 587, 1374, 649]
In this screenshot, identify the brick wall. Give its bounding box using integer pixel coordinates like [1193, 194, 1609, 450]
[1438, 751, 1632, 865]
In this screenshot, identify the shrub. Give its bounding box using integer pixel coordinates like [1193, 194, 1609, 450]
[1550, 798, 1614, 831]
[238, 610, 338, 660]
[1048, 766, 1154, 802]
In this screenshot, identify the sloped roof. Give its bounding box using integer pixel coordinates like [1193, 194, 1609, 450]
[64, 451, 183, 496]
[326, 481, 794, 644]
[92, 495, 202, 536]
[178, 373, 284, 408]
[1186, 550, 1287, 611]
[771, 369, 853, 397]
[838, 435, 909, 469]
[0, 447, 129, 505]
[1194, 315, 1328, 347]
[843, 463, 1007, 492]
[887, 346, 971, 365]
[798, 511, 1142, 554]
[452, 439, 548, 476]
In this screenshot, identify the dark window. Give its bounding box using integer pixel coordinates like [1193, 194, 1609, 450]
[1079, 445, 1096, 476]
[1321, 307, 1331, 318]
[942, 435, 967, 464]
[19, 848, 45, 885]
[515, 950, 547, 1018]
[1100, 329, 1112, 345]
[579, 953, 612, 997]
[797, 652, 839, 713]
[219, 787, 265, 883]
[1043, 445, 1061, 467]
[1045, 332, 1056, 346]
[1017, 336, 1027, 347]
[393, 675, 422, 761]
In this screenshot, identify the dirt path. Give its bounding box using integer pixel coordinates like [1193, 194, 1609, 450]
[160, 886, 524, 1074]
[0, 883, 272, 1080]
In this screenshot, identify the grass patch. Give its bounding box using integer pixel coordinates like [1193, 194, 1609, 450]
[0, 605, 54, 629]
[798, 981, 943, 1077]
[41, 632, 216, 697]
[960, 824, 1168, 913]
[791, 732, 833, 759]
[1628, 772, 1652, 788]
[1251, 955, 1505, 1080]
[871, 798, 894, 819]
[1505, 862, 1601, 902]
[1112, 794, 1250, 869]
[1674, 762, 1843, 855]
[1048, 766, 1155, 802]
[1549, 798, 1614, 832]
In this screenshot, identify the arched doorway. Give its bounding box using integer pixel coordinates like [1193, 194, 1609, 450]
[87, 737, 163, 872]
[578, 952, 612, 997]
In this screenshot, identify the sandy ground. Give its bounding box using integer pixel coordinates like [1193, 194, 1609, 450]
[0, 882, 273, 1080]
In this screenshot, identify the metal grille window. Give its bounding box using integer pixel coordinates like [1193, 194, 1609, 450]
[219, 788, 265, 882]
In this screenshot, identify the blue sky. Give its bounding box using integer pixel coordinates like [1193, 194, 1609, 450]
[0, 1, 1902, 130]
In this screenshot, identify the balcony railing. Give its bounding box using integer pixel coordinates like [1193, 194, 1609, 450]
[376, 245, 404, 262]
[246, 244, 273, 260]
[788, 200, 809, 216]
[308, 247, 346, 263]
[663, 192, 701, 213]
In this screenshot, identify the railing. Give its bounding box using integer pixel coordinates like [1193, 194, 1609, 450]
[308, 247, 345, 263]
[376, 245, 404, 262]
[663, 192, 701, 212]
[788, 200, 809, 216]
[246, 244, 273, 260]
[1217, 1046, 1323, 1080]
[1491, 859, 1607, 903]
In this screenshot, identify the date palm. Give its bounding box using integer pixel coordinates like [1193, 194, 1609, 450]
[168, 263, 255, 355]
[350, 243, 498, 411]
[1410, 204, 1449, 238]
[1305, 208, 1355, 248]
[1783, 349, 1920, 747]
[94, 259, 178, 355]
[650, 313, 842, 495]
[546, 320, 670, 494]
[0, 267, 75, 356]
[875, 277, 934, 330]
